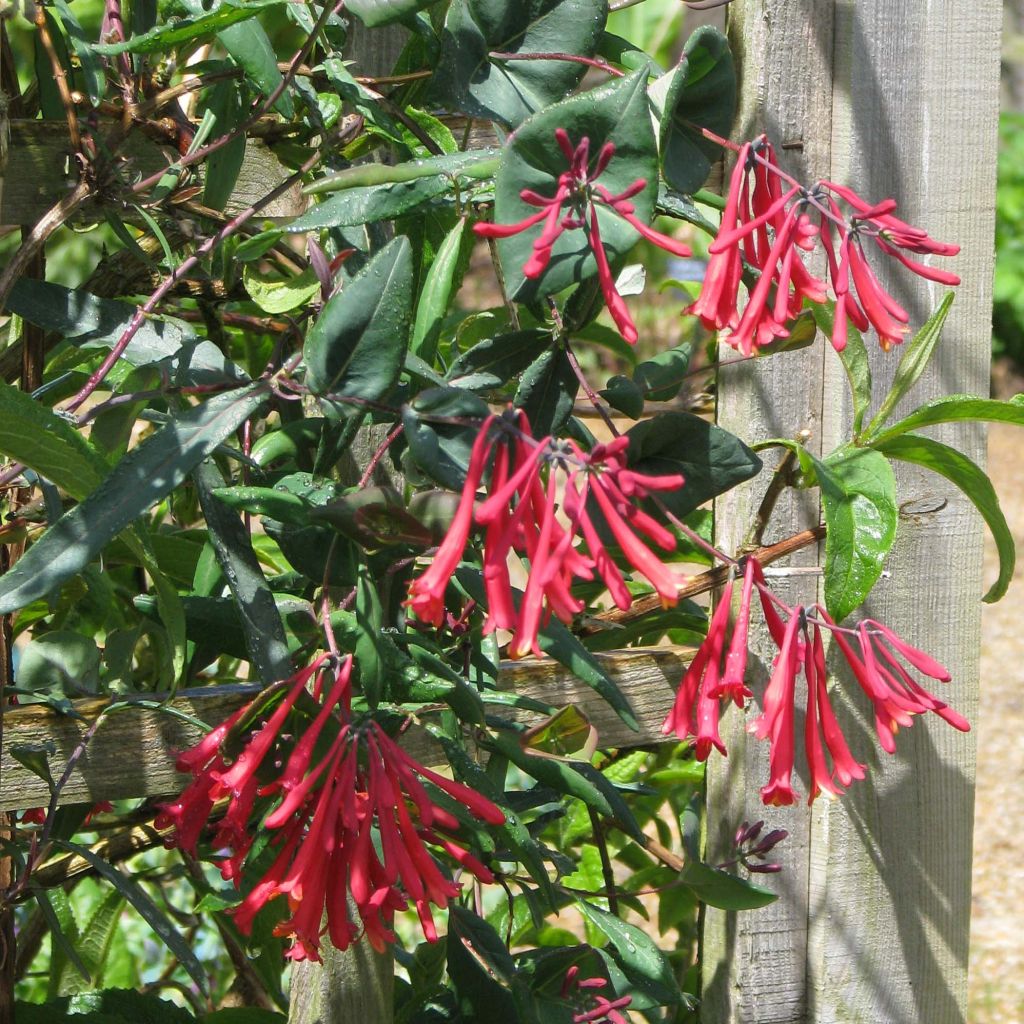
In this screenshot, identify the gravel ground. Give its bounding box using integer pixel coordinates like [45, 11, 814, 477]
[968, 419, 1024, 1024]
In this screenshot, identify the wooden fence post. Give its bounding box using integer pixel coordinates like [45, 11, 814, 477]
[286, 17, 406, 1024]
[704, 2, 1000, 1022]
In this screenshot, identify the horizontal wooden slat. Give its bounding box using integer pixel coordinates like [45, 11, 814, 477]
[0, 648, 691, 811]
[3, 120, 303, 226]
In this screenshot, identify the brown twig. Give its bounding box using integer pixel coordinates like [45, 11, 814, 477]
[577, 525, 826, 637]
[34, 2, 82, 155]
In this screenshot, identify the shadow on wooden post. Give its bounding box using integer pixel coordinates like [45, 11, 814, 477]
[703, 2, 1000, 1022]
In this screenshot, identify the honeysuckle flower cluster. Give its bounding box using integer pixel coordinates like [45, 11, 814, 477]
[561, 964, 634, 1023]
[157, 654, 504, 962]
[692, 135, 960, 354]
[405, 409, 685, 658]
[474, 129, 692, 344]
[662, 557, 968, 806]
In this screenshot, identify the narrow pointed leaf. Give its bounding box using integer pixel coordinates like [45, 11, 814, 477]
[866, 291, 955, 437]
[49, 839, 209, 995]
[196, 462, 291, 683]
[537, 620, 638, 731]
[0, 384, 268, 613]
[874, 433, 1014, 603]
[871, 393, 1024, 444]
[411, 218, 469, 364]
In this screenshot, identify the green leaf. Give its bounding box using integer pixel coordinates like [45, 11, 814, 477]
[599, 375, 644, 419]
[654, 26, 736, 194]
[210, 485, 310, 526]
[304, 237, 413, 401]
[447, 329, 554, 389]
[346, 0, 441, 27]
[537, 620, 638, 731]
[865, 292, 955, 437]
[447, 905, 519, 1024]
[633, 342, 691, 401]
[411, 218, 469, 364]
[6, 279, 246, 386]
[493, 68, 658, 301]
[0, 382, 186, 681]
[870, 393, 1024, 445]
[0, 381, 107, 498]
[67, 888, 127, 994]
[93, 0, 282, 54]
[32, 889, 91, 991]
[243, 266, 321, 315]
[218, 18, 293, 118]
[513, 348, 579, 436]
[0, 384, 268, 614]
[680, 860, 777, 910]
[433, 0, 607, 127]
[50, 840, 209, 995]
[485, 732, 640, 841]
[17, 989, 196, 1024]
[574, 899, 681, 1006]
[354, 560, 386, 709]
[294, 151, 498, 226]
[812, 301, 872, 438]
[196, 462, 291, 683]
[53, 0, 105, 107]
[403, 387, 490, 489]
[813, 447, 898, 622]
[624, 411, 761, 519]
[10, 742, 57, 796]
[874, 433, 1014, 603]
[202, 80, 247, 211]
[305, 150, 498, 195]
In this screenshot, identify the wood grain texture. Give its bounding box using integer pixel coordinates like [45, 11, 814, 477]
[809, 4, 999, 1022]
[0, 649, 689, 812]
[705, 3, 999, 1022]
[703, 4, 836, 1021]
[1, 121, 300, 226]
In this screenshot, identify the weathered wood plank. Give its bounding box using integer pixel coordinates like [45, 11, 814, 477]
[705, 3, 998, 1023]
[807, 4, 999, 1023]
[2, 120, 302, 225]
[702, 4, 836, 1021]
[0, 648, 689, 812]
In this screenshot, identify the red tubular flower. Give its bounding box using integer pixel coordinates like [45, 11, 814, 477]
[406, 415, 495, 627]
[662, 556, 969, 805]
[406, 412, 685, 659]
[159, 655, 504, 962]
[474, 130, 691, 344]
[661, 558, 759, 755]
[692, 135, 959, 352]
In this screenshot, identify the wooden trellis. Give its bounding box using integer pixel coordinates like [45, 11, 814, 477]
[0, 1, 1002, 1022]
